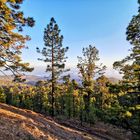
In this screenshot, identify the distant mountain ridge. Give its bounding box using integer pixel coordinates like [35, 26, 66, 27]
[0, 75, 46, 85]
[0, 75, 120, 85]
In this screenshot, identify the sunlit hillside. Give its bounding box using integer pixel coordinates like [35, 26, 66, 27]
[0, 103, 132, 140]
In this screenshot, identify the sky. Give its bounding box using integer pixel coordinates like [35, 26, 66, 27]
[21, 0, 138, 77]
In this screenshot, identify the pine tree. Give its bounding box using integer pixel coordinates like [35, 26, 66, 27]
[113, 0, 140, 92]
[113, 1, 140, 135]
[37, 17, 69, 117]
[77, 45, 106, 122]
[0, 0, 35, 81]
[95, 75, 109, 109]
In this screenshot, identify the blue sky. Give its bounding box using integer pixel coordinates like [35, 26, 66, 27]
[21, 0, 138, 77]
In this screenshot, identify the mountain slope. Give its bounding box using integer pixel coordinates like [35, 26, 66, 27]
[0, 103, 131, 140]
[0, 103, 132, 140]
[0, 103, 100, 140]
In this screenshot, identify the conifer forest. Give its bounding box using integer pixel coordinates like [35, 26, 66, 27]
[0, 0, 140, 139]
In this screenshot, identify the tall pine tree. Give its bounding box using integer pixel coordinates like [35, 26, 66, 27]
[0, 0, 35, 81]
[37, 17, 69, 117]
[113, 0, 140, 92]
[77, 45, 106, 122]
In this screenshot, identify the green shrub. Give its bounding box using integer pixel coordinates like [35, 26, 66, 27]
[0, 87, 6, 103]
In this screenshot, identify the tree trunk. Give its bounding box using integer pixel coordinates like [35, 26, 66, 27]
[51, 39, 55, 117]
